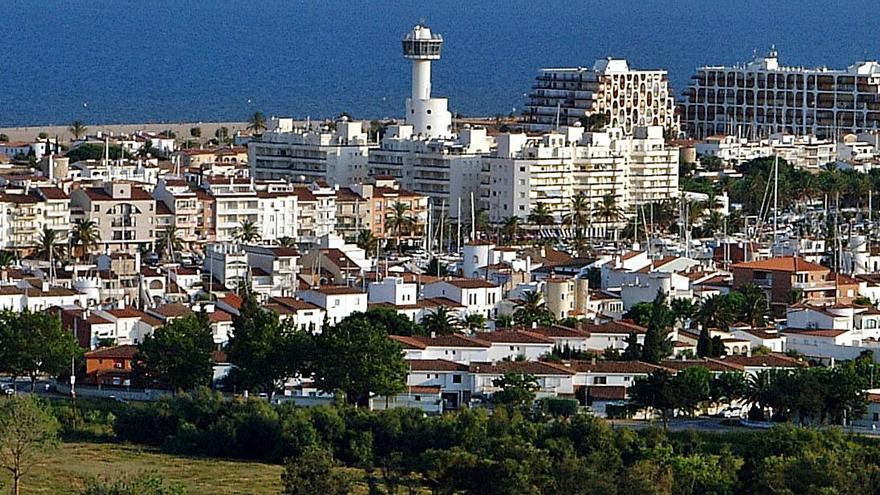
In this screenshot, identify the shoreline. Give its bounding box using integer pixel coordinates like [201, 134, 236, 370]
[0, 121, 251, 143]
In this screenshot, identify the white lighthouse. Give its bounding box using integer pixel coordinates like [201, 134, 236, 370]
[402, 24, 452, 138]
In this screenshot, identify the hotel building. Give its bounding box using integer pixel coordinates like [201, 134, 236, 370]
[681, 48, 880, 139]
[522, 58, 678, 135]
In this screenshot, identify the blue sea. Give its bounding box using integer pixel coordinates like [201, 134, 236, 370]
[3, 0, 880, 126]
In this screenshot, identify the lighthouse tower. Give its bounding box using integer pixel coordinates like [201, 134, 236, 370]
[402, 24, 452, 138]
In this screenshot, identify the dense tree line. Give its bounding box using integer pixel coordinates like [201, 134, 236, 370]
[60, 389, 880, 494]
[628, 355, 870, 427]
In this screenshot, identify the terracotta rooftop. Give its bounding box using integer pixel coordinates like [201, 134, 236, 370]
[85, 344, 138, 360]
[732, 256, 828, 273]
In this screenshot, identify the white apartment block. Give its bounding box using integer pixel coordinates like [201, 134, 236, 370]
[523, 58, 678, 135]
[682, 48, 880, 139]
[248, 117, 375, 186]
[483, 125, 678, 223]
[368, 125, 489, 219]
[202, 178, 302, 244]
[696, 133, 836, 170]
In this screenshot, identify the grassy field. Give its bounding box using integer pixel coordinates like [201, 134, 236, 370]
[5, 441, 284, 495]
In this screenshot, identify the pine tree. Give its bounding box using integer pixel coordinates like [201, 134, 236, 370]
[641, 291, 674, 364]
[696, 328, 713, 358]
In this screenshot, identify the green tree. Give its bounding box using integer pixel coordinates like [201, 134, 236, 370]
[364, 306, 422, 336]
[641, 291, 674, 364]
[672, 366, 712, 416]
[36, 226, 65, 265]
[214, 126, 230, 143]
[70, 218, 101, 261]
[711, 372, 748, 409]
[738, 283, 769, 327]
[248, 111, 267, 133]
[527, 203, 555, 225]
[593, 194, 625, 240]
[492, 372, 539, 409]
[0, 251, 15, 269]
[629, 370, 677, 428]
[228, 290, 309, 394]
[69, 120, 88, 140]
[312, 312, 408, 406]
[133, 314, 214, 392]
[621, 332, 643, 361]
[233, 219, 261, 244]
[460, 313, 486, 332]
[698, 294, 733, 331]
[21, 311, 81, 390]
[578, 112, 607, 131]
[562, 191, 591, 242]
[500, 216, 521, 244]
[0, 397, 60, 495]
[426, 257, 449, 277]
[281, 445, 351, 495]
[66, 143, 130, 162]
[356, 229, 379, 254]
[514, 290, 555, 326]
[189, 127, 202, 139]
[624, 302, 654, 327]
[421, 306, 459, 336]
[386, 202, 415, 252]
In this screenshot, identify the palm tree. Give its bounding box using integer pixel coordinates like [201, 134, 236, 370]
[514, 290, 554, 326]
[422, 306, 458, 336]
[356, 229, 379, 255]
[386, 202, 415, 252]
[277, 236, 297, 248]
[739, 283, 769, 327]
[0, 250, 15, 269]
[593, 194, 625, 240]
[248, 111, 267, 133]
[501, 216, 521, 245]
[563, 191, 591, 240]
[156, 225, 183, 261]
[68, 120, 88, 140]
[460, 313, 486, 333]
[36, 227, 66, 280]
[698, 294, 733, 330]
[70, 218, 101, 261]
[527, 203, 555, 226]
[234, 219, 261, 244]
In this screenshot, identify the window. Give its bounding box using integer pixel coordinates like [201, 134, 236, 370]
[874, 412, 879, 422]
[593, 376, 607, 385]
[453, 374, 462, 384]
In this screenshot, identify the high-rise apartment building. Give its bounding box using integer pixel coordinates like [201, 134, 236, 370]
[522, 58, 678, 135]
[681, 48, 880, 139]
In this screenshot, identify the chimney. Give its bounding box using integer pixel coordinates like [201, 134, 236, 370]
[591, 356, 597, 365]
[430, 331, 436, 338]
[531, 321, 537, 329]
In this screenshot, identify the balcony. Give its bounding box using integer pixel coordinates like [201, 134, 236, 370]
[793, 280, 836, 291]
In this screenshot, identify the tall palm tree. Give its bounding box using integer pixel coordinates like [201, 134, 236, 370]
[739, 283, 769, 327]
[234, 219, 261, 244]
[422, 306, 458, 336]
[70, 218, 101, 261]
[501, 216, 520, 245]
[356, 229, 379, 255]
[563, 191, 591, 239]
[460, 313, 486, 333]
[386, 202, 415, 252]
[68, 120, 88, 140]
[248, 111, 267, 133]
[527, 203, 555, 226]
[36, 227, 66, 281]
[593, 194, 625, 239]
[156, 225, 183, 261]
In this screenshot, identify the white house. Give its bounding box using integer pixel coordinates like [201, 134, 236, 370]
[422, 278, 501, 319]
[296, 286, 367, 325]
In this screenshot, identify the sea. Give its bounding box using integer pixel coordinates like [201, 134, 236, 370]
[3, 0, 880, 126]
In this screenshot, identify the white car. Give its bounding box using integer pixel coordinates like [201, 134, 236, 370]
[717, 406, 745, 418]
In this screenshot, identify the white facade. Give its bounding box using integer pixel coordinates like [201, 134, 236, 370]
[297, 287, 367, 325]
[683, 49, 880, 139]
[368, 276, 418, 306]
[523, 58, 678, 135]
[421, 279, 501, 319]
[249, 118, 374, 185]
[483, 126, 678, 223]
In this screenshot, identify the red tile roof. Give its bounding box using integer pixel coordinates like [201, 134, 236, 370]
[732, 256, 828, 273]
[85, 345, 138, 360]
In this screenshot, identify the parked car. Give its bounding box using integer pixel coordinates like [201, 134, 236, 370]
[716, 406, 745, 418]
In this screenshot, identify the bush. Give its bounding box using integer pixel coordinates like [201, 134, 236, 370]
[540, 397, 579, 417]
